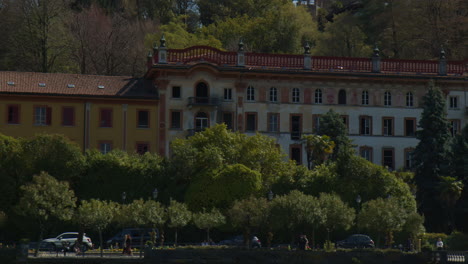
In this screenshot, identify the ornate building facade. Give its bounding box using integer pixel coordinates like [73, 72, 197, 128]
[146, 40, 467, 170]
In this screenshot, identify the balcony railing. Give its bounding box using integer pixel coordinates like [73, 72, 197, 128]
[291, 132, 302, 140]
[153, 45, 467, 76]
[188, 97, 220, 106]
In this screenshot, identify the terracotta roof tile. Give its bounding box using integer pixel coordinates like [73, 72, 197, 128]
[0, 71, 158, 99]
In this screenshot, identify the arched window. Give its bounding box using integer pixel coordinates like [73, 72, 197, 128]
[247, 86, 255, 101]
[314, 89, 322, 104]
[406, 92, 413, 107]
[269, 87, 277, 102]
[362, 91, 369, 105]
[195, 112, 209, 132]
[292, 88, 300, 103]
[338, 89, 347, 104]
[195, 82, 209, 104]
[384, 91, 392, 106]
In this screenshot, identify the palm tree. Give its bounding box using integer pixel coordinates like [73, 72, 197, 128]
[438, 176, 463, 231]
[302, 134, 335, 169]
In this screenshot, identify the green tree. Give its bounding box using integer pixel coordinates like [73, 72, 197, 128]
[78, 150, 164, 202]
[318, 193, 355, 241]
[185, 164, 262, 211]
[302, 134, 335, 169]
[75, 199, 116, 256]
[118, 199, 166, 252]
[358, 197, 410, 247]
[402, 212, 425, 249]
[318, 109, 353, 160]
[437, 176, 463, 231]
[6, 0, 74, 72]
[20, 134, 85, 187]
[413, 81, 452, 232]
[228, 196, 270, 248]
[270, 190, 323, 244]
[314, 12, 372, 57]
[167, 200, 192, 246]
[16, 172, 76, 255]
[0, 134, 23, 214]
[170, 124, 292, 199]
[192, 208, 225, 243]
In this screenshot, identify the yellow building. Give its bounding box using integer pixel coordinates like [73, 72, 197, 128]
[0, 71, 159, 154]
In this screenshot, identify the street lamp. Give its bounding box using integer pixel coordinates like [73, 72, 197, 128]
[121, 191, 127, 204]
[152, 188, 158, 200]
[356, 195, 361, 233]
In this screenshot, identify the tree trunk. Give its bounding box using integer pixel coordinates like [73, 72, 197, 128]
[174, 228, 178, 247]
[99, 229, 103, 257]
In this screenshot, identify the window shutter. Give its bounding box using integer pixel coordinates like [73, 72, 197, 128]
[46, 107, 52, 125]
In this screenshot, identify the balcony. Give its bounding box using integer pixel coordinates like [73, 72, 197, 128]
[291, 132, 302, 140]
[188, 97, 220, 107]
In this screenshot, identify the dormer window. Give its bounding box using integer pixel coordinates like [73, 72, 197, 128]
[39, 83, 46, 87]
[67, 84, 75, 88]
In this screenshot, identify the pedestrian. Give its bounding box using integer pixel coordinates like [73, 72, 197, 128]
[298, 235, 309, 250]
[251, 236, 261, 248]
[436, 237, 444, 250]
[122, 234, 133, 255]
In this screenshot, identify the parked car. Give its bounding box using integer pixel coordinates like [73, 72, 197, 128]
[42, 232, 93, 251]
[219, 235, 261, 248]
[106, 228, 157, 249]
[336, 234, 375, 249]
[218, 235, 243, 246]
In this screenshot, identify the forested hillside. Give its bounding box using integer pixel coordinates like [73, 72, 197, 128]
[0, 0, 466, 76]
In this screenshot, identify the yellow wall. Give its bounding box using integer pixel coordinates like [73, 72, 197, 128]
[0, 95, 159, 154]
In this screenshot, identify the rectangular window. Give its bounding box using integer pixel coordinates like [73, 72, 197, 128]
[312, 114, 321, 134]
[99, 109, 113, 127]
[172, 86, 181, 98]
[360, 146, 373, 162]
[99, 141, 112, 154]
[290, 145, 302, 165]
[449, 119, 461, 136]
[449, 96, 458, 109]
[34, 106, 51, 126]
[290, 114, 302, 140]
[268, 113, 280, 132]
[222, 112, 233, 130]
[359, 116, 372, 135]
[137, 110, 149, 128]
[7, 105, 20, 124]
[405, 118, 416, 137]
[224, 88, 232, 100]
[382, 148, 394, 170]
[383, 117, 394, 136]
[170, 111, 182, 129]
[136, 143, 150, 155]
[62, 107, 75, 126]
[245, 112, 257, 132]
[405, 148, 414, 170]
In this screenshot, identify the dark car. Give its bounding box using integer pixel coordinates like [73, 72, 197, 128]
[218, 235, 244, 246]
[336, 234, 375, 249]
[106, 228, 157, 249]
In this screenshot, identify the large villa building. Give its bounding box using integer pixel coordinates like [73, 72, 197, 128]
[1, 39, 467, 170]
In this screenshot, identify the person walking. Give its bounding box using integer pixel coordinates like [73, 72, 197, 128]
[436, 238, 444, 250]
[122, 234, 133, 255]
[298, 235, 309, 250]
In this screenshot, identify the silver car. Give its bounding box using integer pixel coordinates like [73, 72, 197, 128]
[42, 232, 93, 251]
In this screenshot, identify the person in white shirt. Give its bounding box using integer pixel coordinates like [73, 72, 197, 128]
[436, 237, 444, 250]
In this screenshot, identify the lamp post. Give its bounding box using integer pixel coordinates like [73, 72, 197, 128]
[152, 188, 158, 200]
[267, 190, 274, 248]
[356, 195, 361, 233]
[121, 191, 127, 204]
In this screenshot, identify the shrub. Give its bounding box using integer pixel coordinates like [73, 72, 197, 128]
[445, 231, 468, 250]
[324, 240, 335, 252]
[420, 233, 447, 249]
